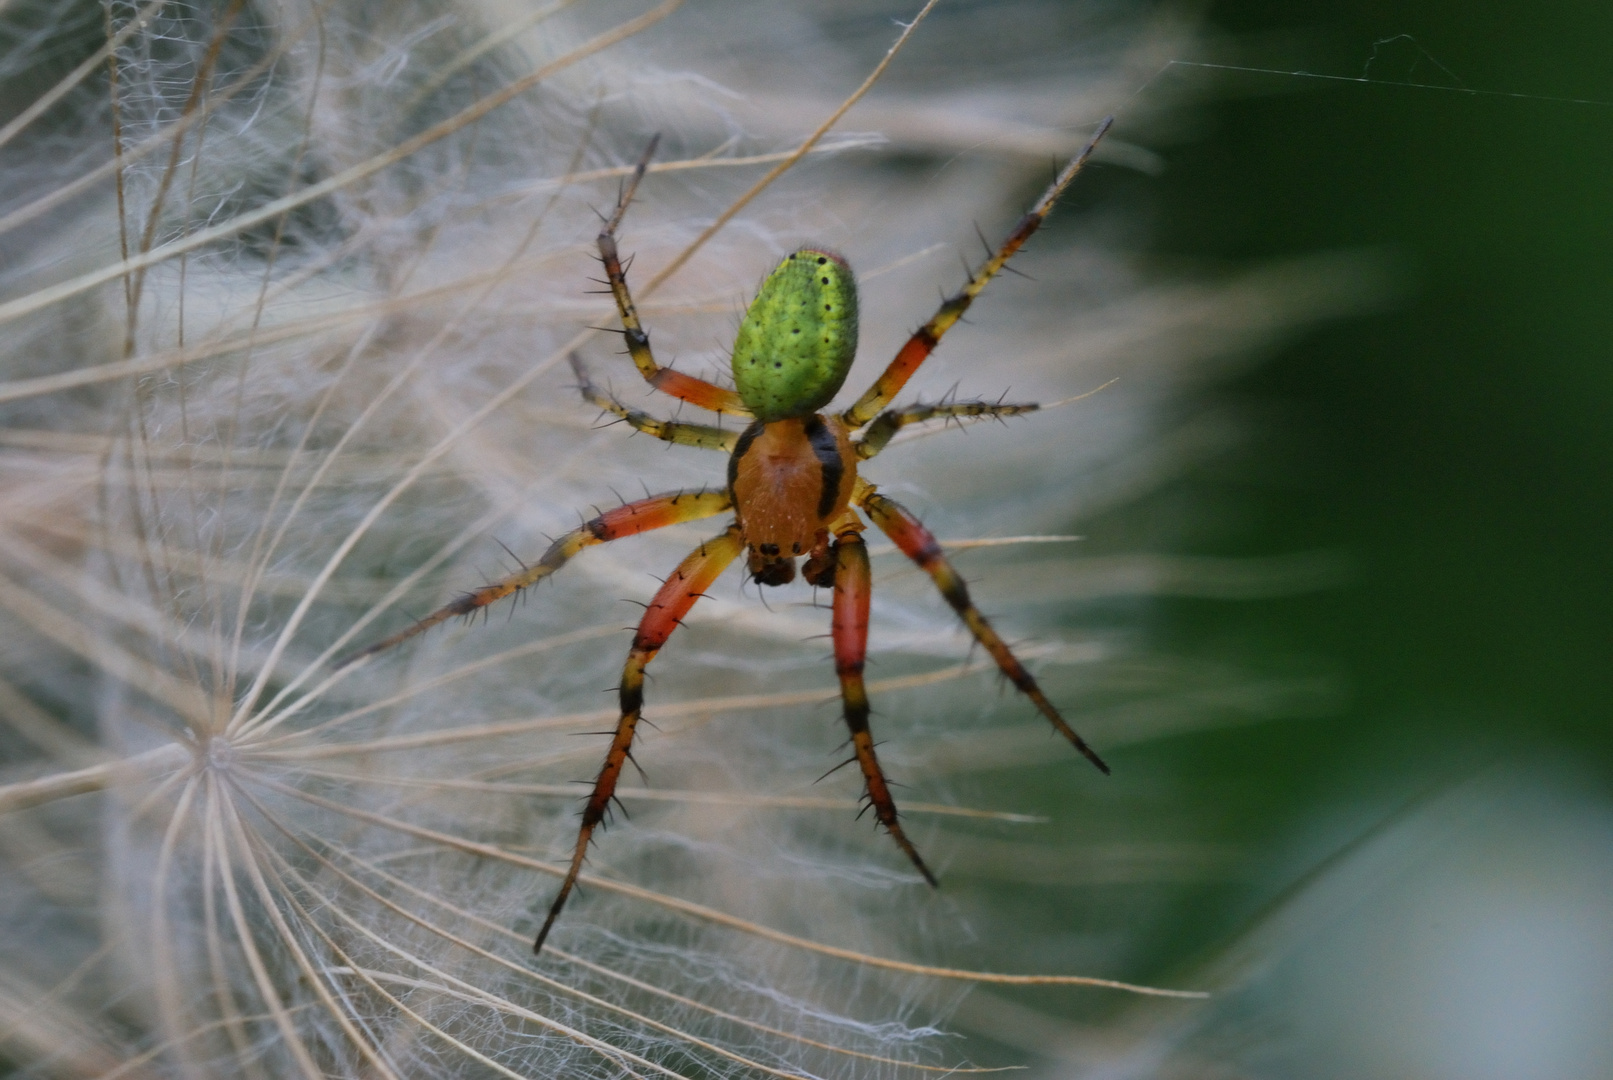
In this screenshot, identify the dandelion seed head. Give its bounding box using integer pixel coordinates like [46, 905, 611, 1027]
[0, 0, 1373, 1075]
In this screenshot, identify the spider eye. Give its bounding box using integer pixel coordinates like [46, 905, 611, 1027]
[731, 248, 858, 422]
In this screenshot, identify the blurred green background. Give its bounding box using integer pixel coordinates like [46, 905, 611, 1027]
[1156, 0, 1612, 773]
[1004, 0, 1613, 1071]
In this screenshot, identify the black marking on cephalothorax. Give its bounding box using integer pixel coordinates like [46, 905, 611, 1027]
[727, 420, 766, 499]
[803, 414, 843, 520]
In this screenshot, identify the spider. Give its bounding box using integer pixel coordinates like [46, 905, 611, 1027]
[341, 118, 1115, 954]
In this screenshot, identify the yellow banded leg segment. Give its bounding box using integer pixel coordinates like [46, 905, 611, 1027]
[841, 117, 1112, 430]
[569, 354, 738, 451]
[859, 492, 1109, 774]
[832, 525, 938, 886]
[337, 489, 732, 667]
[534, 523, 745, 954]
[854, 400, 1040, 460]
[598, 139, 750, 417]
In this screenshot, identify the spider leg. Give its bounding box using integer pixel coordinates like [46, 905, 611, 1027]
[854, 400, 1039, 460]
[840, 117, 1112, 430]
[335, 490, 733, 668]
[570, 354, 738, 452]
[534, 523, 745, 953]
[599, 138, 751, 417]
[858, 488, 1109, 774]
[831, 520, 938, 886]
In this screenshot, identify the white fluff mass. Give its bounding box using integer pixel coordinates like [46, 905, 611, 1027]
[0, 1, 1361, 1076]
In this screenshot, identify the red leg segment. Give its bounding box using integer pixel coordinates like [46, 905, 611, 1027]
[860, 491, 1109, 774]
[534, 523, 745, 953]
[599, 138, 750, 417]
[832, 525, 938, 886]
[841, 118, 1112, 430]
[336, 489, 732, 667]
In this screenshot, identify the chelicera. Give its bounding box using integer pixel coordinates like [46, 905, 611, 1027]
[342, 120, 1115, 953]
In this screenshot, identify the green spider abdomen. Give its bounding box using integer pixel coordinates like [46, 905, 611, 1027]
[731, 248, 859, 422]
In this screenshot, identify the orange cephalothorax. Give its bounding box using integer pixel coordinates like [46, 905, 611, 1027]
[727, 414, 857, 585]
